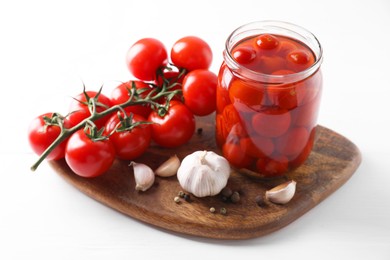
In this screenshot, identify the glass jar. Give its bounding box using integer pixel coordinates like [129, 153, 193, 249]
[216, 21, 323, 178]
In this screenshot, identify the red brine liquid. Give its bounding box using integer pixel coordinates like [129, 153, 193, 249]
[216, 33, 322, 177]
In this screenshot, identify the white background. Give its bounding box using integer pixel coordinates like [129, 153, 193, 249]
[1, 0, 389, 259]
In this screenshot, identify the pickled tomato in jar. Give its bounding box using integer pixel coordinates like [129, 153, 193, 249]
[216, 21, 323, 177]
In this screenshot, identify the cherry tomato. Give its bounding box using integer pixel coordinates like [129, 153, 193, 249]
[275, 127, 309, 157]
[300, 72, 322, 105]
[216, 114, 228, 146]
[287, 49, 314, 71]
[65, 129, 115, 178]
[126, 38, 168, 81]
[289, 127, 316, 168]
[256, 155, 289, 177]
[221, 104, 241, 135]
[216, 64, 232, 113]
[251, 108, 291, 137]
[110, 81, 153, 118]
[65, 109, 90, 128]
[156, 69, 185, 87]
[255, 34, 280, 50]
[148, 101, 195, 148]
[240, 136, 274, 158]
[28, 113, 69, 160]
[232, 46, 256, 64]
[266, 79, 305, 110]
[171, 36, 212, 71]
[291, 99, 320, 127]
[182, 69, 217, 116]
[258, 55, 286, 74]
[278, 40, 298, 57]
[222, 142, 253, 169]
[104, 113, 151, 160]
[69, 90, 112, 129]
[155, 69, 185, 101]
[229, 79, 265, 111]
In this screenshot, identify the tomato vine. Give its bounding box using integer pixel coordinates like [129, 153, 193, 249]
[30, 78, 182, 172]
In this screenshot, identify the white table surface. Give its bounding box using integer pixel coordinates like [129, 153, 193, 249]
[1, 0, 389, 259]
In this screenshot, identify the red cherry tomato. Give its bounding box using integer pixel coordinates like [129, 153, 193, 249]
[155, 69, 185, 101]
[222, 142, 253, 169]
[256, 155, 289, 177]
[255, 34, 280, 50]
[65, 129, 115, 178]
[148, 101, 195, 148]
[69, 90, 112, 129]
[278, 40, 298, 57]
[171, 36, 212, 71]
[275, 127, 309, 156]
[104, 113, 151, 160]
[110, 81, 153, 118]
[216, 64, 232, 113]
[65, 109, 90, 128]
[290, 127, 316, 168]
[229, 79, 265, 111]
[232, 46, 256, 64]
[287, 49, 314, 71]
[216, 114, 228, 146]
[266, 76, 306, 110]
[251, 108, 291, 137]
[126, 38, 168, 81]
[287, 50, 311, 65]
[28, 113, 69, 160]
[258, 55, 286, 74]
[292, 99, 320, 127]
[156, 69, 185, 88]
[182, 69, 217, 116]
[240, 136, 274, 158]
[221, 104, 241, 135]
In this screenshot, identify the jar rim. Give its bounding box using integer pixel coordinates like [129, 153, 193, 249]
[224, 20, 323, 84]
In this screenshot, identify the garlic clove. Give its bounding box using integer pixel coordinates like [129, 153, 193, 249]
[265, 180, 296, 204]
[155, 155, 181, 177]
[130, 162, 155, 192]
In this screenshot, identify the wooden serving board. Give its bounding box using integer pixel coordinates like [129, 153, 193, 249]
[49, 115, 361, 240]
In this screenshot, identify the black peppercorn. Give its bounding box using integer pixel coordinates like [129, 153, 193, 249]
[255, 195, 266, 207]
[221, 187, 233, 198]
[231, 191, 240, 203]
[183, 193, 191, 202]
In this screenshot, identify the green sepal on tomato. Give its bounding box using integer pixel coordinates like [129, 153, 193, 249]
[104, 112, 151, 160]
[148, 100, 195, 148]
[69, 89, 112, 129]
[110, 80, 153, 119]
[65, 126, 115, 178]
[28, 113, 69, 160]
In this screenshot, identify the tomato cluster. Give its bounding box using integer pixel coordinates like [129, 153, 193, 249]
[28, 36, 217, 178]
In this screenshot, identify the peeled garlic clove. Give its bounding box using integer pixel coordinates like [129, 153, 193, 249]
[155, 155, 181, 177]
[265, 180, 296, 204]
[130, 162, 155, 191]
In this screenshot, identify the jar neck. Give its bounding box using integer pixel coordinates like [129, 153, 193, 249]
[224, 20, 323, 84]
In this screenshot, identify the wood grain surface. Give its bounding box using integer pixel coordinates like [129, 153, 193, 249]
[49, 115, 361, 239]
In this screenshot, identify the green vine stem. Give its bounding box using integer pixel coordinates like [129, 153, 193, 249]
[30, 81, 182, 172]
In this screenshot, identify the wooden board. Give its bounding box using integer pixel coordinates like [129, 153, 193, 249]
[49, 115, 361, 240]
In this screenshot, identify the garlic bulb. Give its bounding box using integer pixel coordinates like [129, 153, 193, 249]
[130, 162, 155, 191]
[177, 150, 230, 197]
[155, 155, 181, 177]
[265, 180, 296, 204]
